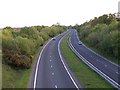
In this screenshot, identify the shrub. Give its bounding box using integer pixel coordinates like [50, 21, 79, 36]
[2, 25, 66, 69]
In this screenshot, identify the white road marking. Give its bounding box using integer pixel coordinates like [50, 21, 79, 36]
[51, 65, 53, 68]
[34, 38, 53, 89]
[55, 85, 57, 88]
[105, 65, 107, 67]
[34, 31, 68, 89]
[50, 60, 52, 62]
[50, 56, 51, 57]
[52, 73, 54, 75]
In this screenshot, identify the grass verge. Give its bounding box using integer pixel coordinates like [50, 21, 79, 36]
[2, 46, 42, 88]
[60, 35, 115, 88]
[2, 64, 31, 88]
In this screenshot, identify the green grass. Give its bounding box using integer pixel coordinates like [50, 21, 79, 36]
[15, 69, 32, 88]
[2, 49, 39, 88]
[2, 64, 31, 88]
[2, 64, 20, 88]
[2, 38, 49, 88]
[60, 35, 115, 88]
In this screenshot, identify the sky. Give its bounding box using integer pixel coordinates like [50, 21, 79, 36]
[0, 0, 119, 28]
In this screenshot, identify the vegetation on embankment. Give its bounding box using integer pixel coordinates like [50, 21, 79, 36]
[74, 14, 119, 64]
[60, 35, 114, 88]
[2, 25, 66, 88]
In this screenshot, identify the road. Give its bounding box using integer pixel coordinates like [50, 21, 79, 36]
[33, 30, 82, 89]
[68, 29, 120, 88]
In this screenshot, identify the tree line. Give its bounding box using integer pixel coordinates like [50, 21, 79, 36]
[2, 25, 66, 69]
[74, 14, 119, 63]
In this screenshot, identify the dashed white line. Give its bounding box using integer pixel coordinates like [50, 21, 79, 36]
[51, 65, 53, 68]
[55, 85, 57, 88]
[34, 31, 68, 89]
[34, 38, 53, 89]
[105, 65, 107, 67]
[50, 60, 52, 62]
[50, 56, 51, 57]
[52, 73, 54, 75]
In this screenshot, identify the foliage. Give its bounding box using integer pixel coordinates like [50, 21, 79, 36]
[74, 13, 119, 62]
[2, 25, 65, 69]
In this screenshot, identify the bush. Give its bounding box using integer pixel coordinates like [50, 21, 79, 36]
[2, 25, 66, 69]
[3, 50, 31, 69]
[76, 13, 119, 62]
[39, 31, 49, 41]
[87, 32, 100, 47]
[20, 27, 39, 39]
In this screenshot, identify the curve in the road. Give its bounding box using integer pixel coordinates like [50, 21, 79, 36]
[68, 29, 120, 89]
[33, 30, 82, 89]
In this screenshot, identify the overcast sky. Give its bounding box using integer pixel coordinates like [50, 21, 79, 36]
[0, 0, 119, 28]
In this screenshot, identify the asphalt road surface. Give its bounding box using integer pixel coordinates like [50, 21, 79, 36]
[33, 30, 82, 89]
[69, 29, 120, 88]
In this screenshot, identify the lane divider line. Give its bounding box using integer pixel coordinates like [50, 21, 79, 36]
[33, 39, 53, 89]
[52, 73, 54, 75]
[51, 65, 53, 68]
[33, 31, 68, 89]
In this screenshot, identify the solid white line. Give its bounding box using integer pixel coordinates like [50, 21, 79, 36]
[52, 73, 54, 75]
[58, 33, 80, 90]
[51, 65, 53, 68]
[33, 39, 52, 90]
[68, 36, 120, 89]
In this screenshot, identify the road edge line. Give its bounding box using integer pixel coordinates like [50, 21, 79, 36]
[33, 30, 68, 89]
[33, 38, 52, 89]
